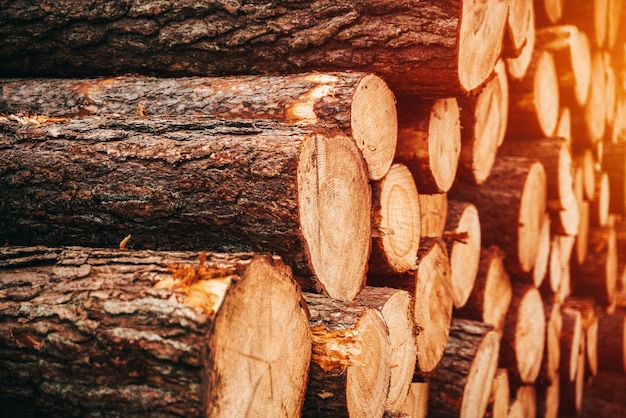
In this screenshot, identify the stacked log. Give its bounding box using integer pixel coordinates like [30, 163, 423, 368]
[1, 0, 626, 416]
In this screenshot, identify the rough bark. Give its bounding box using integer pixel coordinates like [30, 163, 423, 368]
[419, 193, 448, 238]
[0, 0, 508, 97]
[484, 368, 510, 418]
[0, 72, 397, 181]
[499, 284, 546, 385]
[602, 142, 626, 215]
[572, 225, 618, 307]
[443, 200, 481, 309]
[394, 97, 460, 194]
[449, 156, 547, 275]
[457, 60, 509, 185]
[0, 115, 371, 301]
[535, 25, 592, 106]
[303, 292, 391, 418]
[368, 237, 453, 379]
[454, 245, 512, 337]
[560, 307, 583, 383]
[369, 164, 421, 275]
[506, 50, 560, 139]
[0, 246, 311, 418]
[503, 0, 534, 57]
[428, 319, 500, 418]
[596, 309, 626, 373]
[354, 287, 416, 411]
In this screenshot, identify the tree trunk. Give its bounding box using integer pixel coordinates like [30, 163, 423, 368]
[560, 307, 583, 383]
[0, 72, 397, 181]
[503, 0, 534, 57]
[428, 319, 500, 418]
[590, 170, 610, 227]
[596, 310, 626, 373]
[534, 0, 566, 26]
[572, 225, 618, 306]
[602, 142, 626, 215]
[303, 292, 391, 418]
[556, 106, 572, 139]
[0, 0, 508, 97]
[505, 5, 536, 82]
[572, 199, 590, 266]
[419, 193, 448, 238]
[354, 287, 416, 412]
[454, 245, 512, 337]
[538, 299, 563, 386]
[369, 164, 421, 275]
[535, 25, 592, 106]
[400, 381, 429, 418]
[559, 340, 586, 416]
[484, 368, 510, 418]
[0, 246, 311, 418]
[449, 156, 547, 275]
[498, 138, 575, 212]
[443, 200, 481, 309]
[508, 384, 537, 418]
[0, 115, 371, 301]
[542, 234, 563, 294]
[506, 50, 560, 139]
[499, 284, 546, 385]
[564, 297, 601, 378]
[457, 60, 509, 185]
[369, 237, 453, 379]
[537, 374, 560, 418]
[394, 97, 460, 194]
[571, 50, 607, 148]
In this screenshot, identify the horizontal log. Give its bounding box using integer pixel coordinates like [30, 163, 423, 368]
[503, 0, 534, 57]
[0, 115, 371, 301]
[399, 381, 428, 418]
[0, 246, 311, 417]
[597, 309, 626, 373]
[484, 368, 510, 418]
[0, 72, 397, 180]
[0, 0, 508, 96]
[505, 4, 536, 81]
[419, 193, 448, 238]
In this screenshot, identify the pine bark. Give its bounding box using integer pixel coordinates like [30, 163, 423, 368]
[0, 246, 311, 418]
[0, 0, 508, 96]
[0, 73, 398, 181]
[394, 97, 461, 194]
[0, 115, 371, 301]
[303, 292, 391, 418]
[428, 319, 500, 418]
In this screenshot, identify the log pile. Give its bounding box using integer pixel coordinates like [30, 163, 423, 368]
[1, 1, 626, 417]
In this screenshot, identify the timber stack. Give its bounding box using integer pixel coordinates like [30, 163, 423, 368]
[1, 0, 626, 417]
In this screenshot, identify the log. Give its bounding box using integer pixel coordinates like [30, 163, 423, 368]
[449, 156, 547, 275]
[564, 297, 601, 378]
[538, 299, 563, 386]
[572, 199, 590, 267]
[400, 381, 429, 418]
[500, 284, 546, 384]
[555, 106, 572, 139]
[602, 142, 626, 215]
[457, 59, 509, 185]
[536, 374, 560, 418]
[508, 384, 537, 418]
[505, 4, 537, 81]
[354, 287, 416, 411]
[506, 50, 560, 139]
[0, 246, 311, 418]
[589, 170, 610, 227]
[556, 235, 576, 302]
[419, 193, 448, 238]
[369, 164, 421, 275]
[484, 368, 510, 418]
[0, 0, 508, 97]
[0, 73, 398, 181]
[559, 339, 586, 416]
[503, 0, 534, 57]
[369, 237, 453, 379]
[596, 310, 626, 373]
[427, 319, 500, 418]
[0, 115, 371, 301]
[542, 235, 563, 294]
[535, 25, 592, 106]
[303, 292, 391, 418]
[550, 197, 581, 237]
[443, 200, 481, 309]
[607, 0, 624, 50]
[604, 53, 617, 127]
[571, 50, 607, 148]
[395, 97, 460, 194]
[562, 0, 608, 47]
[560, 307, 583, 383]
[498, 137, 574, 212]
[454, 245, 512, 337]
[572, 225, 618, 306]
[511, 213, 551, 287]
[534, 0, 565, 25]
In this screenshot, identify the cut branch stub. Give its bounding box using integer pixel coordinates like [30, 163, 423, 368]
[0, 116, 371, 301]
[0, 73, 397, 180]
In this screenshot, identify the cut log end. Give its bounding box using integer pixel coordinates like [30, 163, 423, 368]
[458, 0, 508, 92]
[427, 98, 461, 193]
[351, 74, 398, 181]
[298, 133, 371, 301]
[515, 287, 547, 383]
[207, 256, 312, 417]
[519, 161, 548, 272]
[461, 328, 500, 418]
